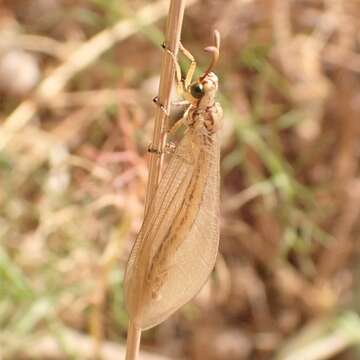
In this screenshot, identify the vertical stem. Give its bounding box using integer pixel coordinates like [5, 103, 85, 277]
[144, 0, 187, 214]
[125, 321, 141, 360]
[125, 1, 187, 359]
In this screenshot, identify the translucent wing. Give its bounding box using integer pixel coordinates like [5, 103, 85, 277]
[124, 130, 220, 330]
[124, 133, 194, 324]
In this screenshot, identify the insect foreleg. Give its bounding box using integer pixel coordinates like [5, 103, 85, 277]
[161, 42, 186, 99]
[167, 105, 192, 136]
[178, 43, 197, 90]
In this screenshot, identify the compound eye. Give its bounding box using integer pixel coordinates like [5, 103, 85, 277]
[190, 83, 204, 99]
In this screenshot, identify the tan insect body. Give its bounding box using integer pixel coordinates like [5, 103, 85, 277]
[124, 31, 223, 330]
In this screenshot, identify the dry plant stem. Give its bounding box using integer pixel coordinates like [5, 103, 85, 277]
[125, 321, 142, 360]
[125, 1, 187, 359]
[2, 34, 68, 59]
[0, 0, 197, 151]
[144, 0, 187, 211]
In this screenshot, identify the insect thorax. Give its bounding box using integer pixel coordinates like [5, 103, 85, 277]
[188, 102, 223, 135]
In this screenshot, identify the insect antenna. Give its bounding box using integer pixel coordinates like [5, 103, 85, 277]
[200, 30, 221, 81]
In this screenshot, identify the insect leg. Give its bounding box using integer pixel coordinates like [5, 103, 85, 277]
[147, 142, 176, 155]
[178, 43, 197, 89]
[154, 42, 189, 115]
[147, 144, 162, 155]
[161, 42, 186, 99]
[148, 114, 185, 155]
[167, 115, 185, 136]
[152, 96, 169, 116]
[172, 100, 190, 107]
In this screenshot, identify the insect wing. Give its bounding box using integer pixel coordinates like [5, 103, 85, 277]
[141, 134, 220, 329]
[124, 134, 194, 326]
[124, 131, 220, 330]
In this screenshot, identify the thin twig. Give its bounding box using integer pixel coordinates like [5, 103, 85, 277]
[0, 33, 69, 59]
[125, 321, 142, 360]
[144, 0, 188, 211]
[125, 1, 187, 359]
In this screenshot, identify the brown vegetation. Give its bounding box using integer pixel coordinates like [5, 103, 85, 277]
[1, 0, 360, 359]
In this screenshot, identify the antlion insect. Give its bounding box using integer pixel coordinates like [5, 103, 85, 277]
[124, 30, 223, 330]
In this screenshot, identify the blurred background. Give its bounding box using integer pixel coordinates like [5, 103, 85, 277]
[1, 0, 360, 359]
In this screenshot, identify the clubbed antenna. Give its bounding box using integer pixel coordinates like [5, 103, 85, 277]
[200, 30, 221, 80]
